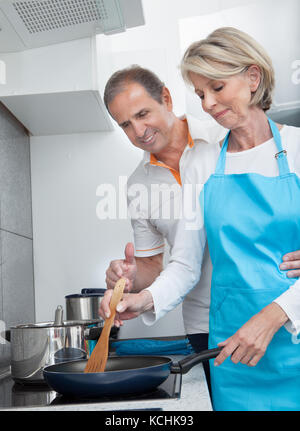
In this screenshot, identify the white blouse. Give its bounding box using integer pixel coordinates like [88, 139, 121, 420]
[143, 124, 300, 335]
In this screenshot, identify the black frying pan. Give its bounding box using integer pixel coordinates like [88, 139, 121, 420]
[43, 347, 222, 398]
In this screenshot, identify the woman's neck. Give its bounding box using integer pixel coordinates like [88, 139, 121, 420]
[227, 109, 281, 153]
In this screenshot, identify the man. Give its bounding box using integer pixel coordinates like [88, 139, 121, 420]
[102, 65, 300, 386]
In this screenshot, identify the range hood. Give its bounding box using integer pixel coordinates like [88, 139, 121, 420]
[0, 0, 145, 52]
[0, 0, 145, 135]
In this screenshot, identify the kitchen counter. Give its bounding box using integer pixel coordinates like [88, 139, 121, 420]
[0, 356, 212, 411]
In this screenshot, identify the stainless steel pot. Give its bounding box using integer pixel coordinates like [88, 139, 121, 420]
[6, 306, 103, 384]
[65, 288, 106, 322]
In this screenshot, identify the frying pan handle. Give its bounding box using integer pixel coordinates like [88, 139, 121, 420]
[171, 347, 223, 374]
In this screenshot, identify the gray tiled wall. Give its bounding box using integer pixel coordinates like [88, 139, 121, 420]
[0, 103, 34, 373]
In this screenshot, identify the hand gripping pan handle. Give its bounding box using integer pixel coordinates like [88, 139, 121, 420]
[171, 347, 223, 374]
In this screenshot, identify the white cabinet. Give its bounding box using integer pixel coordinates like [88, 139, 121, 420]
[0, 37, 114, 135]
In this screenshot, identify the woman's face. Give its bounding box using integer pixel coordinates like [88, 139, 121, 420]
[189, 67, 260, 129]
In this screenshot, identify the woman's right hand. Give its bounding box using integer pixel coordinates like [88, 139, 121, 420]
[99, 289, 154, 327]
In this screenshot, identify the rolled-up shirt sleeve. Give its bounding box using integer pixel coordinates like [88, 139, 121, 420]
[142, 180, 207, 325]
[130, 216, 165, 257]
[273, 278, 300, 335]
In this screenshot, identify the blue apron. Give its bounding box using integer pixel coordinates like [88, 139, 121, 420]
[203, 118, 300, 411]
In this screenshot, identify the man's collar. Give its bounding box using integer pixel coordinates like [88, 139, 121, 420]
[183, 117, 195, 148]
[142, 151, 151, 169]
[142, 117, 194, 172]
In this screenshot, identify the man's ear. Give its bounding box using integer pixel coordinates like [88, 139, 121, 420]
[161, 86, 173, 111]
[247, 65, 261, 93]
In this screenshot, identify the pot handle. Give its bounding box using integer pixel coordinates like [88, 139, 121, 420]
[171, 347, 223, 374]
[84, 325, 120, 340]
[84, 326, 103, 340]
[81, 288, 106, 296]
[0, 330, 10, 343]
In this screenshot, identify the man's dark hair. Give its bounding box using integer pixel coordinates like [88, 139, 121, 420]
[104, 65, 165, 113]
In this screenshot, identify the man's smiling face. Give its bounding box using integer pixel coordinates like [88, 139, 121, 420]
[108, 82, 175, 154]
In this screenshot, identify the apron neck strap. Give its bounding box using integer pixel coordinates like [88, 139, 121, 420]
[268, 118, 290, 175]
[215, 131, 230, 174]
[215, 118, 289, 176]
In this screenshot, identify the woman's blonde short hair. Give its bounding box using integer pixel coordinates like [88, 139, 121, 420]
[181, 27, 275, 112]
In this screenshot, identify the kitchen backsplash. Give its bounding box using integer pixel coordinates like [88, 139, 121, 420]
[0, 103, 34, 374]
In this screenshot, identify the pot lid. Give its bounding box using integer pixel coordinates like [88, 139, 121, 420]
[65, 288, 106, 298]
[11, 319, 103, 329]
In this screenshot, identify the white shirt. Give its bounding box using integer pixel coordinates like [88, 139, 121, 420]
[144, 124, 300, 335]
[127, 114, 227, 333]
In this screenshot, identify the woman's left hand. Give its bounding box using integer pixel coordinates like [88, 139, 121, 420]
[280, 249, 300, 278]
[214, 303, 289, 367]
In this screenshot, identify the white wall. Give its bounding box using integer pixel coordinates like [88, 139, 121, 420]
[96, 0, 261, 116]
[31, 0, 300, 337]
[31, 129, 186, 337]
[178, 0, 300, 119]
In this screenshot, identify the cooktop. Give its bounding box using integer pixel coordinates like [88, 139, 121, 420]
[0, 371, 182, 410]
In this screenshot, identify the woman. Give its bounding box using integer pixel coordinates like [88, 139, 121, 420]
[178, 27, 300, 411]
[100, 27, 300, 411]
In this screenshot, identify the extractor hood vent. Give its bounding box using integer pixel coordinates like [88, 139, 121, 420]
[11, 0, 122, 34]
[0, 0, 145, 52]
[12, 0, 113, 34]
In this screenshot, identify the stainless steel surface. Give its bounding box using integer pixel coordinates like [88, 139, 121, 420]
[54, 305, 64, 326]
[10, 322, 87, 384]
[65, 293, 104, 322]
[8, 303, 104, 384]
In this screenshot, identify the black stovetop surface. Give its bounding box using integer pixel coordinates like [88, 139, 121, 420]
[0, 371, 182, 410]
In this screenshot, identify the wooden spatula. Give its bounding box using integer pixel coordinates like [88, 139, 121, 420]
[84, 278, 126, 373]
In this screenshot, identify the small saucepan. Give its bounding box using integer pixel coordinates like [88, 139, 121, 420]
[43, 347, 222, 398]
[65, 288, 106, 322]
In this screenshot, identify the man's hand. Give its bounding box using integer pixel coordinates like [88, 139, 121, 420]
[214, 302, 288, 367]
[99, 289, 154, 326]
[280, 250, 300, 278]
[105, 242, 137, 292]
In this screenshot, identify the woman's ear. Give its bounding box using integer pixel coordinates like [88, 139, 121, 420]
[247, 65, 261, 92]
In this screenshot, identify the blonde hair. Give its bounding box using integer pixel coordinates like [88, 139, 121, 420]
[181, 27, 275, 111]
